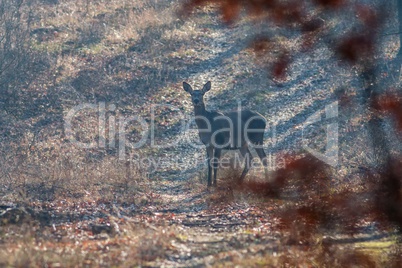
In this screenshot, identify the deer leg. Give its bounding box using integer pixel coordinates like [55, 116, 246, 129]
[240, 144, 252, 181]
[206, 146, 214, 187]
[213, 148, 221, 186]
[255, 147, 269, 180]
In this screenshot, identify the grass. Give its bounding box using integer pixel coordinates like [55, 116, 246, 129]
[1, 0, 402, 267]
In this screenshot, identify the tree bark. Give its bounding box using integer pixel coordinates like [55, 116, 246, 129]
[397, 0, 402, 57]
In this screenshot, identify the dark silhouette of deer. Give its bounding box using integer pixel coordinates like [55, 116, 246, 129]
[183, 81, 268, 186]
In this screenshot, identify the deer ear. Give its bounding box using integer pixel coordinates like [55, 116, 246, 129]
[183, 82, 193, 93]
[202, 81, 211, 93]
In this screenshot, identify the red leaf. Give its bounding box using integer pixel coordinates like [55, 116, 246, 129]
[272, 53, 290, 79]
[221, 0, 240, 23]
[336, 34, 374, 62]
[313, 0, 346, 8]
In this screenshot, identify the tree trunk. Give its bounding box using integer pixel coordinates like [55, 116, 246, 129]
[361, 63, 390, 171]
[397, 0, 402, 57]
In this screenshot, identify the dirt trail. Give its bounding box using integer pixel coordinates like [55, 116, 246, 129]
[1, 1, 401, 266]
[134, 172, 280, 267]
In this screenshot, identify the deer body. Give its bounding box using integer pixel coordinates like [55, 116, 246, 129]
[183, 81, 268, 186]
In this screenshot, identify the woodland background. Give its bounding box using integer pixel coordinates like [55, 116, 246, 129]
[1, 0, 402, 266]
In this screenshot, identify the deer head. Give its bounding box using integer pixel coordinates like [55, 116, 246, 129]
[183, 81, 211, 107]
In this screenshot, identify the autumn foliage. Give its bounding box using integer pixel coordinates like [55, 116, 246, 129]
[183, 0, 385, 77]
[182, 0, 402, 265]
[0, 0, 402, 266]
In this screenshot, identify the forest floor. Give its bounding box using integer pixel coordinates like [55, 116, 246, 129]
[1, 0, 402, 267]
[1, 173, 400, 267]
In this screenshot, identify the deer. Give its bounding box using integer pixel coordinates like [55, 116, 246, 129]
[183, 81, 269, 187]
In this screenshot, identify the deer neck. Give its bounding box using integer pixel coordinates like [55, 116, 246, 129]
[193, 103, 211, 128]
[194, 103, 207, 116]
